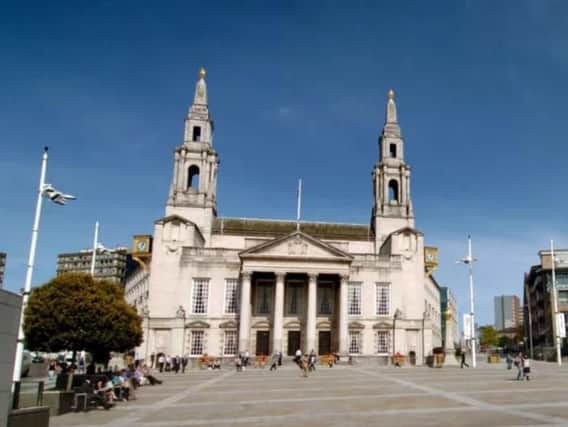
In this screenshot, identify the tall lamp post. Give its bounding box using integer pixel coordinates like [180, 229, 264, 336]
[457, 235, 477, 368]
[13, 147, 75, 382]
[392, 308, 401, 362]
[550, 240, 562, 366]
[176, 306, 187, 356]
[141, 305, 150, 362]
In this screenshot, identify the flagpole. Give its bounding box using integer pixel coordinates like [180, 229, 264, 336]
[550, 240, 562, 366]
[13, 147, 49, 382]
[467, 235, 477, 368]
[90, 221, 99, 275]
[296, 179, 302, 231]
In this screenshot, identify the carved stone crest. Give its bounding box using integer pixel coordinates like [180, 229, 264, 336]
[287, 235, 308, 255]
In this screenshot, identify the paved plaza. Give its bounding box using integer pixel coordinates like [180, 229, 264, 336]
[50, 361, 568, 427]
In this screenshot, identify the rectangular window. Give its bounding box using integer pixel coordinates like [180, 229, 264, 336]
[348, 331, 361, 354]
[256, 281, 273, 314]
[287, 283, 302, 315]
[558, 290, 568, 304]
[376, 331, 390, 354]
[223, 331, 237, 355]
[348, 283, 362, 316]
[190, 330, 204, 355]
[192, 278, 209, 314]
[318, 283, 334, 314]
[224, 279, 239, 314]
[376, 283, 390, 316]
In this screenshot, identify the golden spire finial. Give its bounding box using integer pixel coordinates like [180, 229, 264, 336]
[388, 89, 395, 100]
[199, 67, 206, 80]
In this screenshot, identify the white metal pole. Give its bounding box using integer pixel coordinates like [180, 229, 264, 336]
[90, 221, 99, 275]
[468, 235, 477, 368]
[296, 179, 302, 231]
[13, 147, 48, 382]
[550, 240, 562, 366]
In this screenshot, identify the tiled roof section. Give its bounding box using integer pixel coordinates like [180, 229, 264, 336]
[213, 217, 372, 241]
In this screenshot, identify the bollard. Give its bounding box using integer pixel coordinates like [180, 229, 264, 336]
[37, 381, 44, 406]
[12, 381, 21, 410]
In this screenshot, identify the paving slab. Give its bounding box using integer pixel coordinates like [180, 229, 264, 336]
[49, 361, 568, 427]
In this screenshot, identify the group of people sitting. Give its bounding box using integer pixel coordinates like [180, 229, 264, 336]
[73, 364, 163, 411]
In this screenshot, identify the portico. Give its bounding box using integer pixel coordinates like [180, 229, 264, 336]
[238, 231, 351, 356]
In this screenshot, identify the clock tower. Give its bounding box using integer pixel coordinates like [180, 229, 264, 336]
[165, 68, 219, 243]
[372, 90, 415, 245]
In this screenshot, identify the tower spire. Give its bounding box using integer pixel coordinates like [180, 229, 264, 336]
[193, 67, 208, 105]
[372, 88, 414, 243]
[383, 89, 401, 137]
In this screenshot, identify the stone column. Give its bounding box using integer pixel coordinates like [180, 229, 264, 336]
[338, 274, 349, 354]
[306, 273, 318, 353]
[239, 272, 252, 353]
[272, 273, 285, 353]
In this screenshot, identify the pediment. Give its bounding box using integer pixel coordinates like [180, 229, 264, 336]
[284, 320, 302, 329]
[240, 231, 352, 261]
[373, 321, 392, 329]
[316, 320, 332, 329]
[348, 321, 365, 330]
[186, 320, 210, 329]
[251, 320, 271, 329]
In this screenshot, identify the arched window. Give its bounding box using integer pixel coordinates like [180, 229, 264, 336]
[389, 143, 397, 158]
[188, 165, 200, 190]
[388, 180, 399, 202]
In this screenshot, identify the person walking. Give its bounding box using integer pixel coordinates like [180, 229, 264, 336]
[460, 351, 469, 368]
[278, 351, 283, 366]
[269, 352, 279, 371]
[181, 355, 188, 373]
[157, 354, 165, 373]
[522, 354, 531, 381]
[514, 353, 523, 380]
[294, 348, 302, 366]
[300, 354, 309, 378]
[308, 350, 317, 372]
[505, 353, 513, 370]
[150, 352, 155, 369]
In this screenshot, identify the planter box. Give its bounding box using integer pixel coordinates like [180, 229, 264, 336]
[8, 407, 49, 427]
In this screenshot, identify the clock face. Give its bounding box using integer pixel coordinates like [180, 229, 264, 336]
[137, 240, 147, 252]
[426, 252, 434, 262]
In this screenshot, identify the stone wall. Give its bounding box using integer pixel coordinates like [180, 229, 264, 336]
[0, 289, 22, 427]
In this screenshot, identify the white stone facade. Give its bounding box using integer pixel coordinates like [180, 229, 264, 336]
[139, 70, 441, 365]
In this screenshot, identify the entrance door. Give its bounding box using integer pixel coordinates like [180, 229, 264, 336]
[287, 331, 301, 356]
[256, 331, 270, 355]
[318, 331, 331, 355]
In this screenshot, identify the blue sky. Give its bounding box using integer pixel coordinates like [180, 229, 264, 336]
[2, 1, 568, 326]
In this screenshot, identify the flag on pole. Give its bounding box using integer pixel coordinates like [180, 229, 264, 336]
[41, 183, 76, 205]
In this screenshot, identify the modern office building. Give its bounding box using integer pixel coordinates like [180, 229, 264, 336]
[524, 249, 568, 350]
[494, 295, 520, 331]
[57, 247, 135, 284]
[132, 68, 452, 365]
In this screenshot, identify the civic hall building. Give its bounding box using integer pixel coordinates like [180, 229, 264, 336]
[127, 69, 443, 365]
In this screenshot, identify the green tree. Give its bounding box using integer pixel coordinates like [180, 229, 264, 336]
[498, 335, 512, 349]
[479, 325, 499, 347]
[24, 273, 142, 364]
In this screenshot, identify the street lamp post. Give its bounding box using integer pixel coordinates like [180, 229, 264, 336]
[13, 148, 48, 382]
[176, 306, 187, 356]
[12, 147, 75, 383]
[550, 240, 562, 366]
[457, 235, 477, 368]
[141, 305, 150, 362]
